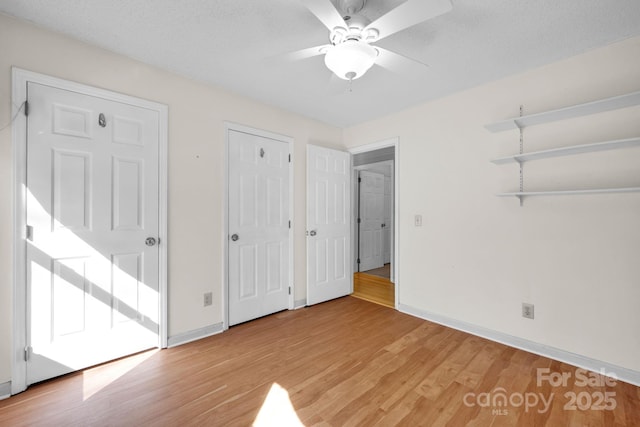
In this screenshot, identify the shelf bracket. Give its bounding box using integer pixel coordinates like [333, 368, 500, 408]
[519, 105, 524, 207]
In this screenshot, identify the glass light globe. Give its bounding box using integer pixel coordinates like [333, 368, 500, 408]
[324, 40, 378, 80]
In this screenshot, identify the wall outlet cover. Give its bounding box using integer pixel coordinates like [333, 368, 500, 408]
[522, 302, 534, 319]
[204, 292, 213, 307]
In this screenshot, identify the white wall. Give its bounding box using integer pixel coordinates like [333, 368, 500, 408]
[344, 36, 640, 373]
[0, 13, 343, 384]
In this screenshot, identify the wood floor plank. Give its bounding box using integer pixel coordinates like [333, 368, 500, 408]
[0, 296, 638, 426]
[352, 272, 394, 308]
[415, 335, 483, 400]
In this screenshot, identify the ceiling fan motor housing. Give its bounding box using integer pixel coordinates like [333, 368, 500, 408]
[330, 14, 377, 46]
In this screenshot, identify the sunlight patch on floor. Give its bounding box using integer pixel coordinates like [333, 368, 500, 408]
[253, 383, 304, 427]
[82, 349, 158, 401]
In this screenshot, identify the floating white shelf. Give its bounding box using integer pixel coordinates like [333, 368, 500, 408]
[485, 90, 640, 133]
[487, 90, 640, 204]
[498, 187, 640, 198]
[491, 137, 640, 165]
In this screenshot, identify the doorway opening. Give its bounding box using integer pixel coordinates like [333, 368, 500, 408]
[349, 142, 397, 308]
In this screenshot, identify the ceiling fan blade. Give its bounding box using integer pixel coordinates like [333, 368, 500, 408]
[364, 0, 452, 41]
[374, 47, 429, 75]
[299, 0, 347, 31]
[282, 44, 331, 62]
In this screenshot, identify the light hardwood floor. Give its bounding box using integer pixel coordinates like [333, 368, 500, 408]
[362, 263, 391, 279]
[1, 297, 638, 426]
[352, 272, 395, 308]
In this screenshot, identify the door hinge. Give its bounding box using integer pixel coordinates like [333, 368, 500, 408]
[357, 258, 361, 264]
[358, 177, 361, 183]
[288, 287, 291, 295]
[24, 346, 32, 362]
[24, 100, 29, 117]
[288, 220, 291, 229]
[26, 225, 33, 241]
[357, 218, 361, 224]
[288, 154, 291, 163]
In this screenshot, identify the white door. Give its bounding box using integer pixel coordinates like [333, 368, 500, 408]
[307, 145, 351, 305]
[358, 170, 384, 272]
[383, 175, 392, 264]
[26, 82, 160, 385]
[228, 129, 290, 326]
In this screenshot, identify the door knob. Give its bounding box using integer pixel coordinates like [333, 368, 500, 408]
[145, 237, 157, 246]
[231, 234, 239, 241]
[309, 230, 317, 236]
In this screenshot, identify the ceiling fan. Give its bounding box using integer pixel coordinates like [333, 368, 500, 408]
[295, 0, 453, 81]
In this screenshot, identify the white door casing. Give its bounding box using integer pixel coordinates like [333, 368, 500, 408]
[25, 82, 162, 385]
[227, 128, 291, 326]
[358, 170, 384, 272]
[307, 145, 351, 306]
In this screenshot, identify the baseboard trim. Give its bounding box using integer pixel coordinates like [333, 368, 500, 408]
[294, 299, 307, 310]
[167, 322, 224, 348]
[398, 303, 640, 387]
[0, 381, 10, 400]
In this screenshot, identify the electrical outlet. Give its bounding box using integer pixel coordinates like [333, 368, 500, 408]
[415, 214, 422, 227]
[522, 303, 534, 319]
[204, 292, 213, 307]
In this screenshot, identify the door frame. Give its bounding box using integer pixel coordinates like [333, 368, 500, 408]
[11, 68, 169, 395]
[349, 138, 399, 308]
[223, 122, 294, 330]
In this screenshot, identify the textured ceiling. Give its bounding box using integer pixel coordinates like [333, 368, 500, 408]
[2, 0, 640, 127]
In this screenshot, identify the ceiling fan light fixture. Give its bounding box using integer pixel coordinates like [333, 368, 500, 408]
[324, 40, 378, 80]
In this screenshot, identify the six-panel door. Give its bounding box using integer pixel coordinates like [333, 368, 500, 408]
[228, 129, 290, 326]
[306, 145, 351, 306]
[26, 82, 160, 384]
[359, 170, 385, 272]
